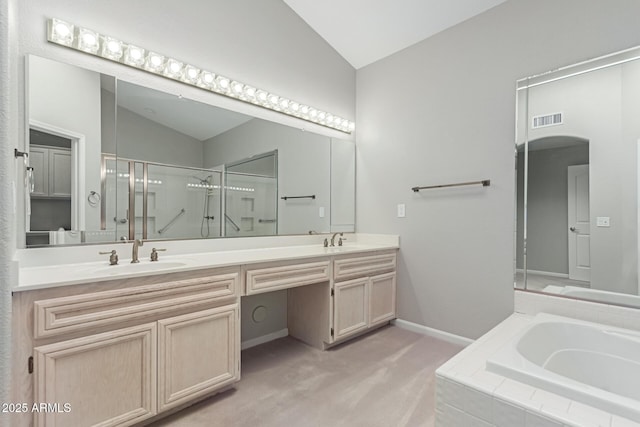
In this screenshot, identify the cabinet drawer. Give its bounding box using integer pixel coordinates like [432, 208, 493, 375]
[34, 271, 239, 339]
[246, 261, 330, 295]
[333, 252, 396, 281]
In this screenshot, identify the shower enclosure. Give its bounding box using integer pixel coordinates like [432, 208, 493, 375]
[101, 151, 277, 241]
[223, 151, 278, 237]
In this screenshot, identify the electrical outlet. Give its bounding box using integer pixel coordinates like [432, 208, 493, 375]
[319, 207, 325, 218]
[596, 216, 610, 227]
[397, 204, 406, 218]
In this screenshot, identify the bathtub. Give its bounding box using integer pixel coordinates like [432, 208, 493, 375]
[542, 285, 640, 309]
[487, 313, 640, 423]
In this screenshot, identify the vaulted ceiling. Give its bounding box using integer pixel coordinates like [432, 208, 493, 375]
[283, 0, 507, 69]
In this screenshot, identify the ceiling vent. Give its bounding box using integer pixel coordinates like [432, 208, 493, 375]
[532, 112, 563, 129]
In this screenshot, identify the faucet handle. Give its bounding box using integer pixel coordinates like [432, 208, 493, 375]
[323, 238, 329, 248]
[338, 237, 347, 246]
[99, 250, 119, 265]
[150, 248, 167, 262]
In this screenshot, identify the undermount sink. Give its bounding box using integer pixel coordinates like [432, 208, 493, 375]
[93, 261, 188, 276]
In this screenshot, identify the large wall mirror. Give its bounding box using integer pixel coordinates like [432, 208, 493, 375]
[515, 46, 640, 309]
[23, 55, 355, 247]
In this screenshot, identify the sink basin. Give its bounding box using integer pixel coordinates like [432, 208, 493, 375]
[93, 261, 188, 276]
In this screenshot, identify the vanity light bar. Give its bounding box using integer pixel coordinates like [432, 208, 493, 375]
[46, 18, 355, 134]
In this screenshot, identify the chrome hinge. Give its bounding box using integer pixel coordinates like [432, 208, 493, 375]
[28, 356, 33, 374]
[330, 328, 334, 336]
[331, 289, 334, 296]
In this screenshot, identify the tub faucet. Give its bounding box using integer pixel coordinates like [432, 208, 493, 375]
[131, 239, 143, 263]
[330, 232, 343, 247]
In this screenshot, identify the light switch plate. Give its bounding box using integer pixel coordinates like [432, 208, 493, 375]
[397, 204, 406, 218]
[596, 216, 610, 227]
[319, 207, 325, 218]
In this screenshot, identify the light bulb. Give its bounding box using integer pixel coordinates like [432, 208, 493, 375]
[100, 37, 123, 60]
[216, 76, 230, 92]
[164, 59, 183, 78]
[145, 52, 165, 72]
[279, 98, 290, 110]
[198, 71, 215, 88]
[123, 45, 145, 67]
[256, 90, 268, 104]
[290, 102, 300, 113]
[182, 65, 200, 83]
[231, 81, 244, 96]
[49, 19, 74, 46]
[269, 94, 279, 106]
[244, 86, 256, 99]
[77, 28, 100, 53]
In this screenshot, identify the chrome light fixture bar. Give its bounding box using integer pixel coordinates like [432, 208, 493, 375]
[46, 18, 355, 134]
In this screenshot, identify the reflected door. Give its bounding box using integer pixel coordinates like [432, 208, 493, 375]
[568, 164, 591, 281]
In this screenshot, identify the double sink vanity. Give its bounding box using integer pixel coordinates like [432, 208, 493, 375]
[11, 234, 398, 426]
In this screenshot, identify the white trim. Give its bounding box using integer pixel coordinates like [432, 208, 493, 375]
[515, 268, 569, 279]
[241, 328, 289, 350]
[29, 119, 86, 231]
[391, 319, 474, 347]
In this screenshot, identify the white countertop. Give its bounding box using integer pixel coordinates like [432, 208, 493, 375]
[15, 234, 399, 291]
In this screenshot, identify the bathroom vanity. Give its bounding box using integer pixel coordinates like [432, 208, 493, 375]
[11, 235, 398, 426]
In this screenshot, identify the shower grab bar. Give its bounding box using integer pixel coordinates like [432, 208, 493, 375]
[158, 208, 186, 234]
[281, 195, 315, 200]
[411, 179, 490, 192]
[259, 219, 276, 223]
[225, 214, 241, 232]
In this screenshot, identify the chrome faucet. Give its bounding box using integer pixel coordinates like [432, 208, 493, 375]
[330, 232, 343, 247]
[131, 239, 143, 263]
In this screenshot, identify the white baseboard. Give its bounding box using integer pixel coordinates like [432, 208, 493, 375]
[516, 268, 569, 278]
[391, 319, 474, 347]
[241, 328, 289, 350]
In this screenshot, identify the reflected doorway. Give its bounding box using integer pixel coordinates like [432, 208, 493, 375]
[27, 128, 72, 245]
[516, 136, 591, 291]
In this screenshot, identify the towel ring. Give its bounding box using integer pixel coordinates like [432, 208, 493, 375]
[88, 191, 101, 207]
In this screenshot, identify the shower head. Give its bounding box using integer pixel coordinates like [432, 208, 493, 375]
[191, 175, 212, 185]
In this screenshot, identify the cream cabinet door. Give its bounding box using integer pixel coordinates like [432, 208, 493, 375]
[369, 272, 396, 326]
[158, 304, 240, 412]
[33, 323, 157, 427]
[333, 277, 369, 341]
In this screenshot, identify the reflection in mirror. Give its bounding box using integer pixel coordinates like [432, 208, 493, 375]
[515, 46, 640, 309]
[224, 151, 278, 237]
[25, 55, 355, 247]
[26, 55, 115, 246]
